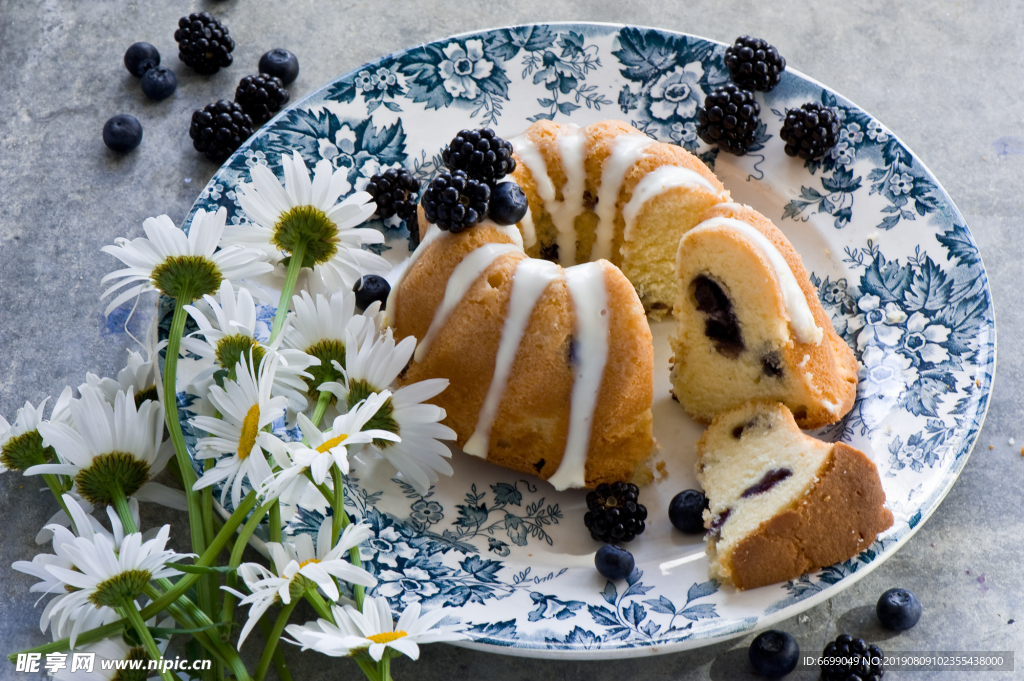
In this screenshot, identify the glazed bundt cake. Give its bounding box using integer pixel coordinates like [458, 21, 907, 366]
[387, 219, 655, 490]
[670, 201, 858, 429]
[509, 119, 730, 316]
[697, 401, 893, 591]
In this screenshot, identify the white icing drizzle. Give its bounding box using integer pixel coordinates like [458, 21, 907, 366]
[385, 225, 443, 328]
[592, 134, 654, 261]
[464, 259, 562, 458]
[547, 262, 609, 491]
[821, 398, 840, 415]
[413, 242, 522, 362]
[510, 130, 586, 265]
[689, 217, 824, 345]
[622, 165, 722, 240]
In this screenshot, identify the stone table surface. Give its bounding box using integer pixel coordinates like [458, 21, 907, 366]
[1, 1, 1021, 679]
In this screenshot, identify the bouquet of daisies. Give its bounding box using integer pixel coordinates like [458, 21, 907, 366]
[4, 153, 467, 681]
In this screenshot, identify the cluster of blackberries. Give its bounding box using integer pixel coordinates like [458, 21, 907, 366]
[696, 35, 841, 161]
[420, 128, 529, 233]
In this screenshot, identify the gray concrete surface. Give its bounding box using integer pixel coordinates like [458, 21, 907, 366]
[1, 1, 1022, 679]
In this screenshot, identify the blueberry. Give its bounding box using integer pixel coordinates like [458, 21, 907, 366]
[876, 587, 922, 631]
[258, 48, 299, 85]
[124, 42, 160, 77]
[353, 275, 391, 310]
[668, 489, 708, 534]
[102, 114, 143, 153]
[748, 630, 799, 678]
[140, 66, 177, 100]
[487, 182, 529, 225]
[594, 545, 634, 581]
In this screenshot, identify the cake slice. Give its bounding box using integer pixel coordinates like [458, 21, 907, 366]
[670, 202, 858, 429]
[696, 401, 893, 590]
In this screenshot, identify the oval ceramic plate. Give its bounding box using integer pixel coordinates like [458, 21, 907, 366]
[167, 23, 995, 659]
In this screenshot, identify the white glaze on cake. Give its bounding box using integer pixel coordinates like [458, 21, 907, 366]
[689, 216, 824, 345]
[547, 262, 610, 491]
[464, 258, 562, 458]
[413, 242, 522, 361]
[592, 134, 654, 261]
[622, 165, 724, 240]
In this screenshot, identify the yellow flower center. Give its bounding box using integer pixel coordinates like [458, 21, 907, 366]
[238, 404, 261, 460]
[298, 558, 320, 569]
[316, 433, 348, 453]
[367, 631, 408, 645]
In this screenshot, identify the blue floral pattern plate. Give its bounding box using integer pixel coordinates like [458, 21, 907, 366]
[171, 23, 995, 659]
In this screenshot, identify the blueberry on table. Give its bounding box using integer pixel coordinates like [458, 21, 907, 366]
[140, 66, 177, 101]
[594, 545, 634, 581]
[668, 489, 708, 534]
[102, 114, 143, 153]
[124, 42, 160, 77]
[353, 275, 391, 311]
[876, 587, 922, 631]
[258, 48, 300, 85]
[748, 630, 799, 678]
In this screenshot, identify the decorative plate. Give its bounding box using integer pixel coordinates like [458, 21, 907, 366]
[166, 23, 995, 659]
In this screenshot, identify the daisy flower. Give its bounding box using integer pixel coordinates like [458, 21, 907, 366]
[190, 352, 289, 510]
[1, 395, 62, 473]
[80, 349, 161, 408]
[285, 595, 468, 661]
[27, 387, 167, 508]
[182, 279, 316, 413]
[228, 151, 391, 291]
[51, 618, 173, 681]
[101, 207, 273, 314]
[226, 522, 377, 647]
[13, 495, 188, 647]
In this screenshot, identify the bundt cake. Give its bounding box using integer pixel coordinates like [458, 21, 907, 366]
[670, 202, 858, 429]
[387, 219, 655, 490]
[508, 119, 730, 316]
[696, 401, 893, 590]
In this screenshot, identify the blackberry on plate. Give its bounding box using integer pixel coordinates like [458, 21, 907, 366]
[124, 42, 160, 77]
[748, 630, 799, 678]
[189, 100, 253, 162]
[103, 114, 143, 153]
[595, 545, 634, 581]
[366, 168, 421, 221]
[488, 182, 529, 225]
[876, 588, 922, 631]
[442, 128, 516, 183]
[780, 102, 840, 161]
[696, 84, 761, 155]
[140, 66, 177, 101]
[584, 482, 648, 543]
[353, 275, 391, 311]
[668, 489, 708, 534]
[724, 36, 786, 92]
[259, 48, 300, 85]
[820, 634, 884, 681]
[234, 73, 290, 126]
[420, 170, 490, 233]
[175, 12, 235, 75]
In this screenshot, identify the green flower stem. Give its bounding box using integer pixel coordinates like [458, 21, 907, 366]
[201, 458, 219, 621]
[380, 652, 393, 681]
[268, 499, 282, 545]
[120, 599, 181, 681]
[41, 474, 72, 520]
[303, 588, 336, 623]
[162, 294, 210, 618]
[270, 240, 307, 344]
[310, 389, 332, 428]
[354, 652, 383, 681]
[110, 482, 136, 533]
[254, 600, 297, 681]
[222, 498, 275, 632]
[328, 464, 364, 611]
[257, 617, 294, 681]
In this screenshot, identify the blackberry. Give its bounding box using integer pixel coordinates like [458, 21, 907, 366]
[259, 48, 300, 85]
[584, 482, 647, 543]
[724, 36, 786, 92]
[441, 128, 516, 184]
[820, 634, 884, 681]
[234, 73, 290, 127]
[696, 85, 761, 155]
[189, 100, 253, 162]
[124, 42, 160, 77]
[175, 12, 235, 75]
[779, 102, 840, 161]
[366, 168, 421, 221]
[420, 170, 490, 233]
